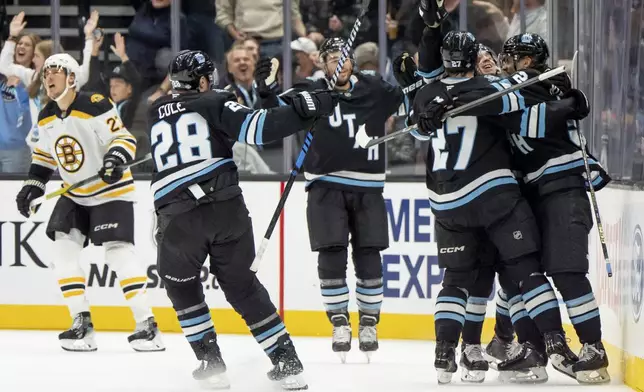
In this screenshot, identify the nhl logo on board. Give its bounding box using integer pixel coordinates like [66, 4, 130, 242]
[632, 224, 643, 323]
[513, 231, 523, 240]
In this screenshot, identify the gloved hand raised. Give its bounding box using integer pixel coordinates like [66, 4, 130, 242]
[393, 52, 424, 103]
[254, 57, 279, 98]
[291, 90, 340, 119]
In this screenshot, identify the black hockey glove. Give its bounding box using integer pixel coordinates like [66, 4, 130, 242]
[393, 53, 424, 103]
[254, 57, 279, 98]
[562, 88, 590, 120]
[291, 90, 339, 119]
[99, 152, 126, 185]
[414, 90, 454, 135]
[419, 0, 449, 28]
[547, 69, 572, 97]
[16, 179, 45, 218]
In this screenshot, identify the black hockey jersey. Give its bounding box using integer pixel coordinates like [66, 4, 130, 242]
[147, 89, 316, 208]
[411, 73, 577, 213]
[490, 71, 611, 192]
[263, 72, 404, 193]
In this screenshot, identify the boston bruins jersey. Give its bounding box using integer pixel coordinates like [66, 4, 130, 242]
[147, 89, 317, 209]
[31, 92, 137, 207]
[265, 72, 404, 193]
[411, 72, 578, 214]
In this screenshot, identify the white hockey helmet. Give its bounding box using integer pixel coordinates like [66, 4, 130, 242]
[43, 53, 80, 102]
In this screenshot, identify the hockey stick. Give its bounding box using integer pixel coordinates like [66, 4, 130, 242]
[570, 51, 612, 277]
[250, 0, 371, 272]
[28, 152, 152, 213]
[355, 65, 567, 149]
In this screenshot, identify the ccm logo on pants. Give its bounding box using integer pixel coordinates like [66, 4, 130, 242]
[94, 223, 119, 231]
[439, 246, 465, 254]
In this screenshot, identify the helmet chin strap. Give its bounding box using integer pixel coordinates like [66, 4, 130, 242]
[53, 74, 77, 103]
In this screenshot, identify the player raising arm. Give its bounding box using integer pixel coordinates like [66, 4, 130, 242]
[148, 50, 337, 390]
[15, 54, 164, 353]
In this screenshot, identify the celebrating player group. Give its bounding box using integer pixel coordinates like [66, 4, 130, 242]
[14, 0, 611, 389]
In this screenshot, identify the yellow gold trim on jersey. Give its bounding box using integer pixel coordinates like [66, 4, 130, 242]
[54, 135, 85, 173]
[69, 110, 93, 120]
[100, 184, 135, 199]
[32, 151, 57, 169]
[67, 181, 134, 200]
[110, 137, 136, 158]
[91, 93, 105, 103]
[66, 171, 133, 196]
[37, 115, 56, 127]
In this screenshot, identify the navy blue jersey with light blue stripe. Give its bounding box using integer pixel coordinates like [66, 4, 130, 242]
[147, 89, 315, 208]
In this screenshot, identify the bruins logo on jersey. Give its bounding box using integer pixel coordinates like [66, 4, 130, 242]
[55, 135, 85, 172]
[91, 93, 105, 103]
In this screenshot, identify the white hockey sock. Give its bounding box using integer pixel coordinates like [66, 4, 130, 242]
[52, 230, 90, 318]
[104, 241, 153, 323]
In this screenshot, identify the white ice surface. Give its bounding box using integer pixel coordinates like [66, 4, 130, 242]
[0, 331, 631, 392]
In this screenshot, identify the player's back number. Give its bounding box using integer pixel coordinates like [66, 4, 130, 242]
[150, 112, 213, 171]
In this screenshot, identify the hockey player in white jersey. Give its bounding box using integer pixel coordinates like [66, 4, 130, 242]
[15, 53, 164, 353]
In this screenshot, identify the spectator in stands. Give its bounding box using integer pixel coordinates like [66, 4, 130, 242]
[0, 73, 31, 173]
[243, 36, 260, 63]
[440, 0, 509, 53]
[0, 11, 97, 150]
[223, 44, 259, 109]
[291, 37, 324, 81]
[85, 33, 142, 129]
[215, 0, 307, 58]
[301, 0, 379, 47]
[506, 0, 548, 42]
[182, 0, 226, 64]
[126, 0, 191, 92]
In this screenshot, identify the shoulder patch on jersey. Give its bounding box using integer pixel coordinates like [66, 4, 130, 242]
[90, 93, 105, 103]
[360, 70, 377, 76]
[484, 75, 501, 82]
[74, 92, 113, 117]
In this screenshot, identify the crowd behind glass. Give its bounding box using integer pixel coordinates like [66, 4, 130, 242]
[0, 0, 641, 182]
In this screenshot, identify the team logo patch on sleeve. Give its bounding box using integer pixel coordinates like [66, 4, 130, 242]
[91, 93, 105, 103]
[55, 135, 85, 172]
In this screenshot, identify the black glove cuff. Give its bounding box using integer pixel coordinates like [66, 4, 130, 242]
[106, 150, 128, 166]
[23, 179, 45, 192]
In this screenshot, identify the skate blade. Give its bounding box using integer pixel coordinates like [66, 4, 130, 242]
[335, 351, 348, 364]
[436, 369, 455, 384]
[198, 372, 231, 390]
[460, 368, 486, 383]
[130, 335, 166, 352]
[363, 350, 374, 364]
[274, 373, 308, 391]
[576, 368, 611, 384]
[484, 353, 502, 370]
[499, 367, 548, 384]
[60, 334, 97, 352]
[549, 354, 576, 380]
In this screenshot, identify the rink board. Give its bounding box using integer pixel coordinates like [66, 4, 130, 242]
[0, 180, 643, 389]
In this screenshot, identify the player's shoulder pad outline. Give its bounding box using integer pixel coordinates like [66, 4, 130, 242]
[72, 91, 114, 117]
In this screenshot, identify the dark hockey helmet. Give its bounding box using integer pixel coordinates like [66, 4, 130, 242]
[500, 33, 550, 71]
[319, 37, 355, 67]
[169, 50, 218, 91]
[441, 31, 478, 73]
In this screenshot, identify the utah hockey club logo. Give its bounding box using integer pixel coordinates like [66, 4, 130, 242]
[55, 135, 85, 173]
[513, 231, 523, 240]
[632, 225, 643, 323]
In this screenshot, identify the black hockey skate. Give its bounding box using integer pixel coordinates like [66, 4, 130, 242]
[498, 342, 548, 384]
[459, 343, 489, 383]
[358, 315, 378, 363]
[485, 334, 521, 370]
[434, 340, 457, 384]
[573, 341, 610, 384]
[127, 316, 165, 352]
[267, 334, 308, 390]
[331, 314, 351, 363]
[544, 331, 579, 380]
[192, 331, 230, 390]
[59, 311, 97, 352]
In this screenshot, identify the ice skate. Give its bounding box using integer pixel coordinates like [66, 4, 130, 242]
[573, 341, 610, 384]
[358, 315, 378, 363]
[331, 314, 351, 363]
[498, 342, 548, 384]
[192, 332, 230, 390]
[59, 311, 97, 352]
[459, 343, 488, 383]
[128, 316, 165, 352]
[267, 335, 308, 390]
[485, 334, 521, 370]
[434, 340, 457, 384]
[544, 331, 578, 379]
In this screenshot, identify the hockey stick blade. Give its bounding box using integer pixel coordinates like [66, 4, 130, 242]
[364, 65, 567, 148]
[249, 0, 372, 272]
[28, 152, 152, 214]
[355, 124, 371, 149]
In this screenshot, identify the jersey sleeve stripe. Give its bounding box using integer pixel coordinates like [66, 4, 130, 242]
[32, 155, 57, 169]
[255, 110, 267, 145]
[537, 103, 546, 138]
[528, 105, 539, 138]
[110, 138, 137, 158]
[34, 147, 53, 158]
[245, 111, 262, 145]
[520, 109, 530, 136]
[238, 112, 255, 143]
